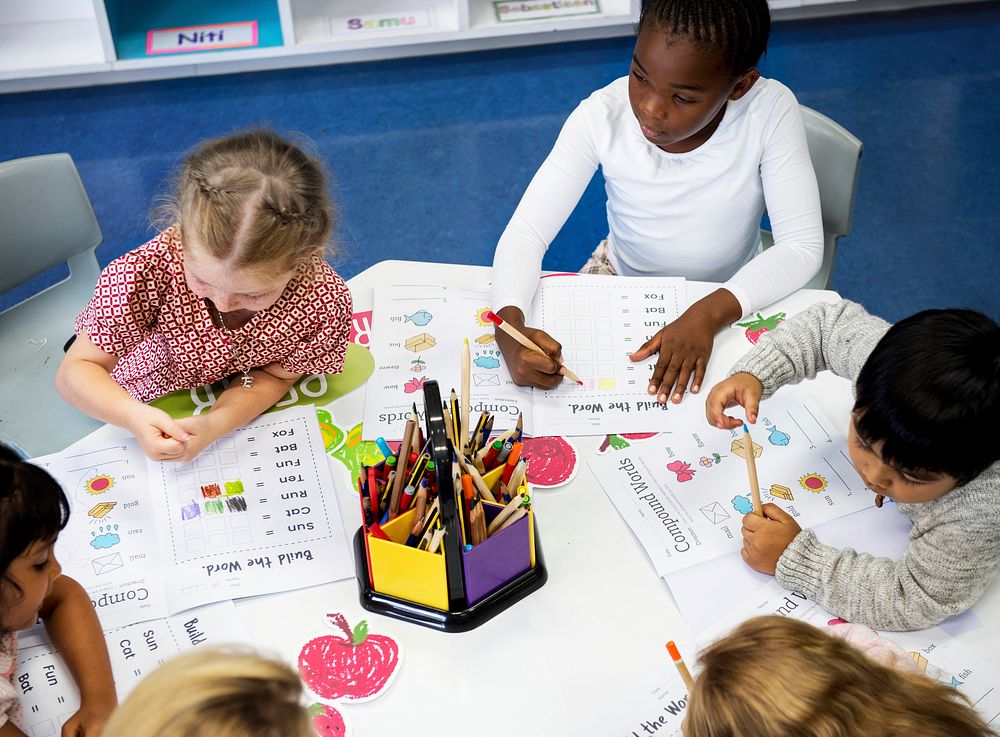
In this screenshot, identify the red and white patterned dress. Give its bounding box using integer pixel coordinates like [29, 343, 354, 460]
[75, 227, 352, 402]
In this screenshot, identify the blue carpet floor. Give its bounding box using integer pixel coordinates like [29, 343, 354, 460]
[1, 2, 998, 323]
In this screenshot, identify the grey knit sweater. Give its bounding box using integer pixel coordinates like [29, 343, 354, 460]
[729, 299, 1000, 631]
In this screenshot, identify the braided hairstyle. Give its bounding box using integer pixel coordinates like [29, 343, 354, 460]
[162, 130, 335, 272]
[637, 0, 771, 77]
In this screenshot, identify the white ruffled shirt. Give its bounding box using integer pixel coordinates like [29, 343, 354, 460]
[492, 75, 823, 318]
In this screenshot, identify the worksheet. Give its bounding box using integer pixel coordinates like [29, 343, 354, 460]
[362, 275, 687, 439]
[33, 405, 353, 630]
[589, 389, 872, 575]
[571, 663, 688, 737]
[701, 581, 1000, 728]
[16, 602, 254, 736]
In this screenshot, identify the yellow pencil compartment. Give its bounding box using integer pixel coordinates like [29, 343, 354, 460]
[354, 380, 547, 632]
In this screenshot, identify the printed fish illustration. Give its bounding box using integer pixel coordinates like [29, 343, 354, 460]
[405, 310, 433, 326]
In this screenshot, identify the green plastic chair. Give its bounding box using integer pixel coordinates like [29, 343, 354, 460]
[0, 153, 103, 456]
[761, 105, 864, 290]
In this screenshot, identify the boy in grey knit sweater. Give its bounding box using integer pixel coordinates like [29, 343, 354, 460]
[705, 300, 1000, 631]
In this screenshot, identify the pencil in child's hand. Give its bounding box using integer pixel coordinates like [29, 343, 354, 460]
[665, 641, 694, 690]
[742, 422, 762, 515]
[484, 310, 583, 385]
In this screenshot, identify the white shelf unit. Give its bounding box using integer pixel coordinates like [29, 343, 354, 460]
[0, 0, 987, 94]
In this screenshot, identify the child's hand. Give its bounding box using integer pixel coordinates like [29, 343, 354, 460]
[629, 309, 715, 404]
[60, 699, 115, 737]
[169, 414, 224, 462]
[494, 307, 565, 390]
[705, 372, 764, 429]
[128, 405, 191, 461]
[740, 504, 802, 574]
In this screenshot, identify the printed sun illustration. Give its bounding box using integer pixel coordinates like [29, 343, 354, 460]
[799, 473, 828, 493]
[474, 307, 494, 327]
[86, 474, 115, 495]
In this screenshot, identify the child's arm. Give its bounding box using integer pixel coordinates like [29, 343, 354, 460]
[492, 99, 601, 389]
[40, 576, 117, 736]
[172, 363, 299, 460]
[0, 723, 27, 736]
[56, 333, 192, 460]
[705, 300, 890, 428]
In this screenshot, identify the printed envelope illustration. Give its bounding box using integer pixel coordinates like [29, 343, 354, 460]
[730, 437, 763, 459]
[91, 552, 124, 576]
[699, 501, 731, 525]
[473, 374, 500, 387]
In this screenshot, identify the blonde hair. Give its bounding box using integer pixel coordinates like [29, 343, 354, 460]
[161, 130, 335, 272]
[685, 616, 997, 737]
[102, 647, 313, 737]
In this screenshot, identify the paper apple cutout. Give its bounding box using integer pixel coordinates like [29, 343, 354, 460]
[521, 436, 578, 488]
[306, 703, 348, 736]
[298, 613, 400, 702]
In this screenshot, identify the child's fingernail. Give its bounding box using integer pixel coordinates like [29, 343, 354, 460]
[691, 385, 700, 393]
[672, 393, 681, 403]
[658, 392, 667, 403]
[648, 384, 657, 395]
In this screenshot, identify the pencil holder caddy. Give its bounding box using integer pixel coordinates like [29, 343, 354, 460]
[354, 380, 547, 632]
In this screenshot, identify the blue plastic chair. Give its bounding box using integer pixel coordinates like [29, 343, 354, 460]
[0, 153, 103, 456]
[761, 105, 864, 290]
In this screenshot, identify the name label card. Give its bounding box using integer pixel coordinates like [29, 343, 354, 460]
[146, 21, 259, 55]
[493, 0, 601, 22]
[331, 9, 432, 34]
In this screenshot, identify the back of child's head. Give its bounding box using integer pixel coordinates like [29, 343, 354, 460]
[636, 0, 771, 77]
[0, 444, 69, 602]
[163, 129, 335, 273]
[685, 615, 996, 737]
[101, 647, 312, 737]
[854, 308, 1000, 486]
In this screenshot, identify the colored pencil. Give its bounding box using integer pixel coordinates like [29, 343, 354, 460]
[742, 422, 762, 515]
[666, 641, 694, 690]
[484, 310, 583, 385]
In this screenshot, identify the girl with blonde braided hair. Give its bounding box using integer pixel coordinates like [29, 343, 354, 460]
[58, 130, 352, 461]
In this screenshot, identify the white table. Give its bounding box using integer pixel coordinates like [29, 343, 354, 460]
[33, 260, 1000, 737]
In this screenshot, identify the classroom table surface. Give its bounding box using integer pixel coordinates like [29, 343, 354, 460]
[35, 260, 1000, 736]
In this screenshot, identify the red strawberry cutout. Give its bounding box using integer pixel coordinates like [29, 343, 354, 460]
[306, 703, 348, 736]
[298, 613, 400, 702]
[666, 460, 695, 482]
[735, 312, 786, 345]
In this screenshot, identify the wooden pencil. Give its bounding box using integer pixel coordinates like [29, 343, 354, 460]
[742, 423, 762, 515]
[461, 338, 471, 448]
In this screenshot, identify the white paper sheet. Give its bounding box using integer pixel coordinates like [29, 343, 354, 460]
[570, 664, 688, 737]
[362, 275, 687, 439]
[589, 389, 872, 576]
[16, 601, 254, 735]
[32, 406, 353, 629]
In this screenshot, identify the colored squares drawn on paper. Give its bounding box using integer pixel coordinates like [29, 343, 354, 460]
[205, 500, 224, 514]
[181, 501, 201, 520]
[799, 473, 828, 493]
[731, 437, 762, 459]
[224, 480, 245, 495]
[86, 474, 114, 494]
[225, 496, 248, 513]
[201, 483, 222, 499]
[88, 501, 116, 519]
[405, 333, 436, 352]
